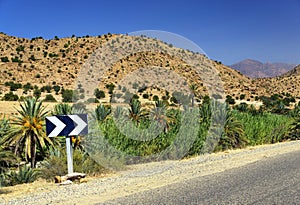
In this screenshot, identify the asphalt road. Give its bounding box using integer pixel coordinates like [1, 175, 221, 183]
[103, 150, 300, 205]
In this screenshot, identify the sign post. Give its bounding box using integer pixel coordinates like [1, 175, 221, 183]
[65, 137, 73, 174]
[46, 114, 88, 174]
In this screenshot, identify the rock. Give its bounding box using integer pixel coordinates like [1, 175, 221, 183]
[54, 172, 86, 184]
[59, 180, 73, 186]
[54, 176, 61, 183]
[61, 176, 68, 182]
[79, 178, 88, 183]
[66, 172, 86, 181]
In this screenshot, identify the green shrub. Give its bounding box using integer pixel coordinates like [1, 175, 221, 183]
[53, 85, 61, 94]
[226, 95, 235, 105]
[40, 148, 105, 180]
[33, 88, 41, 98]
[142, 93, 149, 99]
[62, 89, 74, 102]
[28, 55, 36, 61]
[23, 82, 33, 91]
[41, 85, 52, 93]
[16, 45, 25, 52]
[5, 81, 22, 91]
[153, 95, 159, 101]
[11, 57, 22, 63]
[0, 57, 9, 62]
[105, 83, 115, 94]
[94, 88, 105, 99]
[3, 92, 19, 101]
[44, 94, 56, 102]
[87, 98, 99, 103]
[2, 166, 40, 186]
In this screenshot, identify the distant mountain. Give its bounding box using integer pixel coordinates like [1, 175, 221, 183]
[281, 64, 300, 77]
[230, 59, 296, 78]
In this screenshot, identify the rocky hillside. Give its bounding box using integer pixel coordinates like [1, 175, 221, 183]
[255, 65, 300, 97]
[0, 32, 299, 104]
[230, 59, 296, 78]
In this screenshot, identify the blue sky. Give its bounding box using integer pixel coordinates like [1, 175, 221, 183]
[0, 0, 299, 65]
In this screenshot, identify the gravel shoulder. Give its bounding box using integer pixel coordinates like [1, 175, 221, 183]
[2, 140, 300, 205]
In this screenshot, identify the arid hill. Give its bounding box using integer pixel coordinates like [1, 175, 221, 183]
[255, 64, 300, 97]
[0, 32, 299, 104]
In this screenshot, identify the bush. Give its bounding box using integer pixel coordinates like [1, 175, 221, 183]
[5, 81, 22, 91]
[153, 95, 159, 101]
[33, 88, 41, 98]
[62, 89, 74, 102]
[28, 55, 36, 61]
[3, 92, 19, 101]
[16, 45, 25, 52]
[94, 88, 105, 99]
[239, 94, 246, 100]
[0, 57, 9, 62]
[53, 85, 60, 94]
[226, 95, 235, 105]
[142, 93, 149, 99]
[41, 85, 52, 93]
[11, 57, 22, 63]
[87, 98, 99, 103]
[23, 82, 33, 91]
[105, 83, 115, 94]
[44, 94, 56, 102]
[2, 166, 40, 186]
[40, 148, 105, 180]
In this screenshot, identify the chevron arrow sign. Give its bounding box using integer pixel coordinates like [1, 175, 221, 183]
[46, 114, 88, 137]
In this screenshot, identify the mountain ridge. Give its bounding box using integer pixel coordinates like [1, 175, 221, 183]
[230, 59, 296, 78]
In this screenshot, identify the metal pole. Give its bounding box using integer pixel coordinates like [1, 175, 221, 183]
[66, 136, 73, 174]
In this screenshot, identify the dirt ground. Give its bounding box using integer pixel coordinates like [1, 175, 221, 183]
[0, 101, 58, 118]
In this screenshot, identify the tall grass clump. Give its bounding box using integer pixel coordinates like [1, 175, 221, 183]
[235, 112, 292, 145]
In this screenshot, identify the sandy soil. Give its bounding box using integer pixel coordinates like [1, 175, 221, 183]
[0, 101, 58, 118]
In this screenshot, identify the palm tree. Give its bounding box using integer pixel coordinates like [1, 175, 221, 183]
[0, 117, 10, 138]
[52, 103, 72, 115]
[93, 104, 111, 123]
[218, 109, 247, 150]
[149, 100, 176, 132]
[128, 99, 147, 124]
[1, 97, 53, 168]
[189, 83, 199, 107]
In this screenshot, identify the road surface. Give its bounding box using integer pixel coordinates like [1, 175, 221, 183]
[104, 150, 300, 204]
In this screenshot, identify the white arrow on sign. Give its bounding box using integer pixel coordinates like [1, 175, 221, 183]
[47, 116, 66, 137]
[68, 115, 88, 136]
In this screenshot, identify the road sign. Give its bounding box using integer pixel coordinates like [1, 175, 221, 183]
[46, 114, 88, 137]
[45, 114, 88, 174]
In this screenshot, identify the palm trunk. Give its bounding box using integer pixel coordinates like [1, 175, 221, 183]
[31, 136, 36, 168]
[191, 94, 195, 107]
